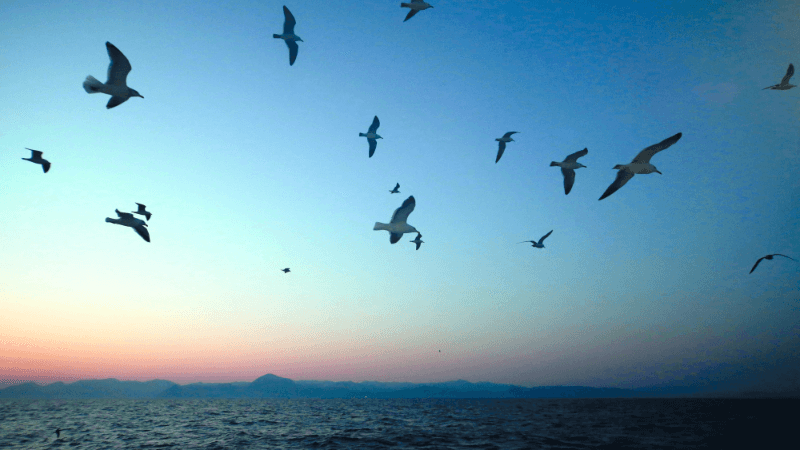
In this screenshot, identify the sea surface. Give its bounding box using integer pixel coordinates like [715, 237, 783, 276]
[0, 398, 795, 449]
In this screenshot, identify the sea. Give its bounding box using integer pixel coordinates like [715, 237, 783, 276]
[0, 398, 795, 449]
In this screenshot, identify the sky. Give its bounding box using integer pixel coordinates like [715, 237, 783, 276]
[1, 0, 798, 394]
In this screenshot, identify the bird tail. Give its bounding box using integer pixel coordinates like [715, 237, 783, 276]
[550, 161, 559, 166]
[373, 222, 390, 231]
[273, 34, 282, 39]
[359, 133, 367, 137]
[83, 76, 103, 93]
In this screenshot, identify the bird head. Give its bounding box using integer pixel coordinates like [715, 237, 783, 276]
[376, 135, 383, 139]
[129, 89, 144, 98]
[612, 164, 624, 170]
[295, 36, 304, 42]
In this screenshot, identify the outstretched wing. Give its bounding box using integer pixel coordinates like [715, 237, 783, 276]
[133, 224, 151, 242]
[394, 183, 400, 190]
[42, 161, 51, 173]
[282, 5, 296, 35]
[632, 132, 682, 164]
[773, 254, 797, 262]
[107, 96, 129, 109]
[404, 9, 419, 22]
[286, 40, 298, 66]
[561, 168, 576, 195]
[564, 147, 588, 162]
[390, 232, 402, 244]
[136, 203, 146, 212]
[27, 149, 43, 158]
[415, 241, 422, 250]
[749, 257, 766, 274]
[539, 230, 553, 244]
[502, 131, 519, 139]
[105, 42, 132, 86]
[781, 63, 794, 86]
[599, 168, 634, 200]
[390, 196, 415, 224]
[495, 141, 506, 163]
[368, 116, 380, 134]
[368, 139, 377, 157]
[116, 210, 134, 219]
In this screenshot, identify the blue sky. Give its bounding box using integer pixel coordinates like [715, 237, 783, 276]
[1, 0, 798, 393]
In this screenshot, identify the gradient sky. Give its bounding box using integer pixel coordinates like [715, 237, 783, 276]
[1, 0, 798, 393]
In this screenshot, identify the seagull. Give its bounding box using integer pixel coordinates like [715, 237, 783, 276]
[389, 183, 400, 194]
[401, 1, 434, 22]
[763, 63, 795, 90]
[282, 268, 291, 273]
[495, 132, 519, 163]
[410, 232, 424, 250]
[55, 428, 62, 438]
[374, 196, 418, 244]
[22, 148, 51, 173]
[359, 116, 382, 158]
[750, 254, 796, 274]
[83, 42, 143, 109]
[519, 230, 553, 249]
[132, 203, 152, 221]
[550, 148, 588, 195]
[273, 5, 302, 66]
[105, 209, 150, 242]
[599, 132, 682, 201]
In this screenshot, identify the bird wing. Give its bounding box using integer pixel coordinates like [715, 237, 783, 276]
[106, 96, 129, 109]
[495, 141, 506, 163]
[390, 196, 415, 224]
[539, 230, 553, 244]
[632, 132, 682, 164]
[561, 168, 576, 195]
[564, 147, 588, 162]
[368, 116, 380, 134]
[781, 63, 794, 85]
[136, 203, 146, 212]
[750, 257, 766, 273]
[394, 183, 400, 190]
[105, 42, 132, 87]
[282, 5, 296, 35]
[133, 224, 151, 242]
[26, 149, 43, 158]
[599, 168, 635, 200]
[415, 241, 422, 250]
[502, 131, 519, 139]
[518, 241, 535, 244]
[368, 138, 377, 157]
[285, 40, 299, 66]
[42, 161, 51, 173]
[773, 254, 797, 262]
[116, 210, 134, 219]
[390, 232, 402, 244]
[404, 9, 419, 22]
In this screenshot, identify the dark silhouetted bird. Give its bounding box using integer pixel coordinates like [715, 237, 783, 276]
[750, 254, 796, 274]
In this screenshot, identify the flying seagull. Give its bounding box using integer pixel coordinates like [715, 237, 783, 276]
[22, 148, 51, 173]
[599, 132, 682, 201]
[495, 132, 519, 163]
[105, 209, 150, 242]
[359, 116, 382, 158]
[282, 268, 291, 273]
[401, 1, 434, 22]
[132, 203, 152, 221]
[550, 148, 588, 195]
[390, 183, 400, 194]
[763, 63, 795, 90]
[374, 196, 418, 244]
[750, 254, 796, 274]
[519, 230, 553, 249]
[273, 5, 302, 66]
[83, 42, 143, 109]
[410, 232, 424, 250]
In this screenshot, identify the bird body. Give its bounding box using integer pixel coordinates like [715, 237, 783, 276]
[550, 148, 588, 195]
[282, 268, 291, 273]
[132, 203, 152, 221]
[360, 116, 382, 158]
[273, 6, 302, 65]
[389, 183, 400, 194]
[374, 196, 418, 244]
[83, 42, 143, 109]
[495, 131, 518, 163]
[106, 209, 150, 242]
[750, 254, 796, 273]
[599, 132, 682, 201]
[763, 63, 795, 90]
[22, 148, 51, 173]
[401, 1, 434, 22]
[519, 230, 553, 249]
[410, 232, 424, 250]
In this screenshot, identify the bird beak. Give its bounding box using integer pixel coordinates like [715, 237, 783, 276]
[655, 170, 662, 175]
[138, 94, 144, 98]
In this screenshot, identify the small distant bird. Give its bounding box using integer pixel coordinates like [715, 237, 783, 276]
[55, 428, 62, 438]
[401, 1, 434, 22]
[763, 63, 795, 90]
[599, 132, 682, 201]
[22, 148, 51, 173]
[750, 254, 796, 274]
[273, 5, 302, 66]
[132, 203, 152, 221]
[519, 230, 553, 249]
[374, 196, 418, 244]
[495, 132, 519, 163]
[410, 232, 424, 250]
[438, 350, 441, 352]
[83, 42, 143, 109]
[390, 183, 400, 194]
[550, 148, 588, 195]
[282, 268, 291, 273]
[359, 116, 382, 158]
[105, 209, 150, 242]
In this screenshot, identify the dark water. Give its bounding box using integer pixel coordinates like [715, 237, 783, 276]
[0, 398, 794, 449]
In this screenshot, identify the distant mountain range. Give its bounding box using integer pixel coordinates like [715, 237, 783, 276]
[0, 373, 762, 399]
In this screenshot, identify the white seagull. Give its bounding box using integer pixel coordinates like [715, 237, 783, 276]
[750, 254, 796, 274]
[374, 195, 418, 244]
[273, 5, 302, 66]
[106, 209, 150, 242]
[389, 183, 400, 194]
[401, 1, 434, 22]
[132, 203, 152, 221]
[83, 42, 143, 109]
[359, 116, 382, 158]
[599, 132, 682, 201]
[495, 132, 519, 163]
[550, 148, 588, 195]
[763, 63, 795, 90]
[22, 148, 51, 173]
[410, 232, 424, 250]
[519, 230, 553, 249]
